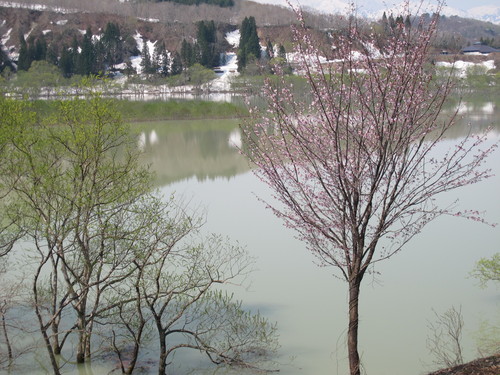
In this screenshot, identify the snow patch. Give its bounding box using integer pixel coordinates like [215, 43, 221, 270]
[1, 27, 12, 45]
[131, 32, 158, 74]
[436, 60, 495, 78]
[56, 20, 68, 26]
[209, 52, 239, 91]
[42, 29, 52, 35]
[0, 1, 79, 14]
[24, 27, 34, 40]
[138, 17, 160, 23]
[225, 29, 240, 48]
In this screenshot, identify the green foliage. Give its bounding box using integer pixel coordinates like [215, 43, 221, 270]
[113, 98, 244, 121]
[474, 318, 500, 356]
[15, 61, 63, 94]
[238, 16, 260, 72]
[180, 21, 220, 71]
[185, 63, 216, 88]
[0, 92, 277, 373]
[471, 253, 500, 288]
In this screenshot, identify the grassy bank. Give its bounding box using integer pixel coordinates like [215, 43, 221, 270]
[114, 100, 247, 121]
[30, 99, 248, 122]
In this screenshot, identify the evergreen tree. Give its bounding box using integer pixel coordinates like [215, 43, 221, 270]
[71, 36, 79, 71]
[17, 35, 31, 71]
[102, 22, 123, 68]
[181, 39, 194, 69]
[265, 40, 274, 59]
[389, 13, 396, 29]
[381, 12, 390, 34]
[152, 41, 163, 74]
[123, 57, 136, 76]
[46, 42, 59, 66]
[140, 42, 153, 74]
[154, 42, 170, 76]
[196, 20, 217, 68]
[405, 15, 411, 31]
[27, 36, 37, 64]
[278, 44, 286, 59]
[170, 51, 183, 75]
[238, 16, 260, 72]
[34, 36, 47, 61]
[78, 28, 95, 75]
[59, 45, 74, 77]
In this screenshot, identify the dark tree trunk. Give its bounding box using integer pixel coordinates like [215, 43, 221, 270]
[76, 311, 86, 363]
[348, 277, 361, 375]
[158, 330, 167, 375]
[35, 306, 62, 375]
[1, 313, 13, 363]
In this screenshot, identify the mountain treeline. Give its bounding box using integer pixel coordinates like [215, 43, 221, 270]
[152, 0, 234, 7]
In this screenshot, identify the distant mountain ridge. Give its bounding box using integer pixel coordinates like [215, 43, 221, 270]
[253, 0, 500, 25]
[368, 1, 500, 25]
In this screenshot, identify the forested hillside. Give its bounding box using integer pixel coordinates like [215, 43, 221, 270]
[1, 0, 499, 82]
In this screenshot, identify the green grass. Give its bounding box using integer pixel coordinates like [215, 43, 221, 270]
[27, 98, 248, 122]
[114, 100, 247, 121]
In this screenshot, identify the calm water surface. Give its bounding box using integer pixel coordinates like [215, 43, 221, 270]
[133, 98, 499, 375]
[4, 99, 499, 375]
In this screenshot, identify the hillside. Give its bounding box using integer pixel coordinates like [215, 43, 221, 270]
[1, 0, 499, 80]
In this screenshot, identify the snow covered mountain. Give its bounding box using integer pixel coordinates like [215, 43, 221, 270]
[369, 2, 500, 24]
[466, 5, 500, 25]
[252, 0, 500, 24]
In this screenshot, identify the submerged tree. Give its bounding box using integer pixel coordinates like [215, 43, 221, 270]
[241, 4, 496, 375]
[0, 92, 277, 374]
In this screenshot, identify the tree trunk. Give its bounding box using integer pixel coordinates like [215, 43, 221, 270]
[35, 305, 62, 375]
[158, 330, 167, 375]
[76, 311, 86, 363]
[1, 312, 13, 364]
[348, 277, 361, 375]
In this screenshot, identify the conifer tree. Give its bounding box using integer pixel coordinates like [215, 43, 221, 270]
[17, 35, 31, 71]
[181, 39, 194, 69]
[238, 16, 260, 71]
[34, 36, 47, 61]
[171, 51, 183, 75]
[59, 45, 74, 77]
[196, 20, 218, 68]
[78, 28, 95, 75]
[140, 42, 152, 74]
[102, 22, 123, 68]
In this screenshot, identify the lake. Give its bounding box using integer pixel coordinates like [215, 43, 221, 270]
[133, 97, 499, 375]
[2, 97, 498, 375]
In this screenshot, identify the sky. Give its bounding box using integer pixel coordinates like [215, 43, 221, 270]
[249, 0, 500, 17]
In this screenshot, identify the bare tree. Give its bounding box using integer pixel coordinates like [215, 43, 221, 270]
[0, 261, 33, 371]
[100, 195, 278, 375]
[427, 306, 464, 368]
[241, 3, 496, 375]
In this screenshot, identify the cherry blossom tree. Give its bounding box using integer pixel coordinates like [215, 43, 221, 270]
[241, 4, 496, 375]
